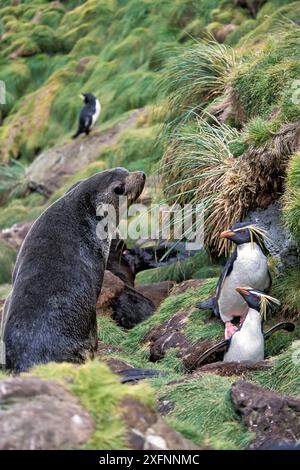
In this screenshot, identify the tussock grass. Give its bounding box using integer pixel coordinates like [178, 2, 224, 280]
[160, 40, 237, 127]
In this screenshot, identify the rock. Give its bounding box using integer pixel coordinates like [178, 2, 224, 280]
[96, 270, 155, 329]
[135, 281, 174, 309]
[196, 360, 272, 377]
[0, 222, 32, 251]
[244, 201, 299, 269]
[214, 24, 237, 43]
[170, 279, 205, 296]
[0, 376, 94, 450]
[231, 380, 300, 449]
[96, 271, 125, 317]
[122, 397, 199, 450]
[111, 285, 155, 329]
[26, 109, 146, 195]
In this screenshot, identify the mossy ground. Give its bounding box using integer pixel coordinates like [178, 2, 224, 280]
[30, 360, 155, 450]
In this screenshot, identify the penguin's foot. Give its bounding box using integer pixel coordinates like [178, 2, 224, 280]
[225, 322, 238, 339]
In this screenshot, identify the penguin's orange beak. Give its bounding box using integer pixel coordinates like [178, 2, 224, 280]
[220, 229, 235, 239]
[236, 287, 250, 296]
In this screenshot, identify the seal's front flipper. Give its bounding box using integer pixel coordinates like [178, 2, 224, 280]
[195, 296, 215, 312]
[118, 368, 166, 383]
[264, 322, 295, 341]
[190, 339, 229, 370]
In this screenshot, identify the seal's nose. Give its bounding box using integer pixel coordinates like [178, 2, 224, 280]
[141, 172, 146, 181]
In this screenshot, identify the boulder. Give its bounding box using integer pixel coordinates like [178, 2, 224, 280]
[122, 397, 199, 450]
[0, 222, 32, 251]
[244, 201, 299, 269]
[96, 270, 155, 329]
[0, 376, 94, 450]
[231, 380, 300, 449]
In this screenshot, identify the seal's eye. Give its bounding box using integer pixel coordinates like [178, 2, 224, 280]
[114, 184, 125, 195]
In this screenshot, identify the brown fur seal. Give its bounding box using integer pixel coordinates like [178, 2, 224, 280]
[0, 167, 145, 372]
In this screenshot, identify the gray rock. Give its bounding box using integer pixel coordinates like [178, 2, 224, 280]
[244, 201, 299, 269]
[0, 376, 94, 449]
[231, 379, 300, 449]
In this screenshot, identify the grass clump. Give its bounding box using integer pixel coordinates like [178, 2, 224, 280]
[160, 40, 237, 126]
[31, 360, 155, 450]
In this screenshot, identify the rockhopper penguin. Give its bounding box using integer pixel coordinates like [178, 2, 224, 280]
[192, 287, 294, 367]
[72, 93, 101, 139]
[196, 223, 271, 339]
[223, 287, 280, 362]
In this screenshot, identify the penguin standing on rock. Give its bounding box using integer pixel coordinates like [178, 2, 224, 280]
[196, 222, 271, 339]
[72, 93, 101, 139]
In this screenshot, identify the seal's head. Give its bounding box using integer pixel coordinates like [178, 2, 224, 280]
[67, 167, 146, 216]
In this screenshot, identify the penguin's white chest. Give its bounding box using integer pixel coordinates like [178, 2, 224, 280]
[218, 243, 269, 323]
[223, 308, 264, 362]
[92, 99, 101, 127]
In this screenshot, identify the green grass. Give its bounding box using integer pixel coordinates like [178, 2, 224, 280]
[271, 266, 300, 316]
[157, 373, 254, 449]
[253, 341, 300, 396]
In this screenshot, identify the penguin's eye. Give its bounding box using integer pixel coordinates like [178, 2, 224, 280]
[114, 184, 125, 195]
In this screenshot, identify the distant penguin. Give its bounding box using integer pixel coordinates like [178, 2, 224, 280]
[72, 93, 101, 139]
[196, 223, 271, 339]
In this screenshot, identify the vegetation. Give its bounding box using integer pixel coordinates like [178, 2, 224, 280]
[0, 0, 300, 451]
[31, 360, 155, 450]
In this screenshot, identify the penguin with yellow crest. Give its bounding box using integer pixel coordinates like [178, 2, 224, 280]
[196, 222, 272, 339]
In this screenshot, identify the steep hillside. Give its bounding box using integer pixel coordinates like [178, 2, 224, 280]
[0, 0, 300, 451]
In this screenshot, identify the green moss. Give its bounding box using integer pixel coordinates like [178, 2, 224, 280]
[31, 360, 155, 449]
[0, 241, 16, 284]
[185, 309, 223, 342]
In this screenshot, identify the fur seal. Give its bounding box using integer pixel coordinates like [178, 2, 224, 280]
[0, 167, 145, 372]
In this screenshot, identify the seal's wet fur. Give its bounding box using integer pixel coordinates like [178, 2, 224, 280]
[1, 168, 145, 372]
